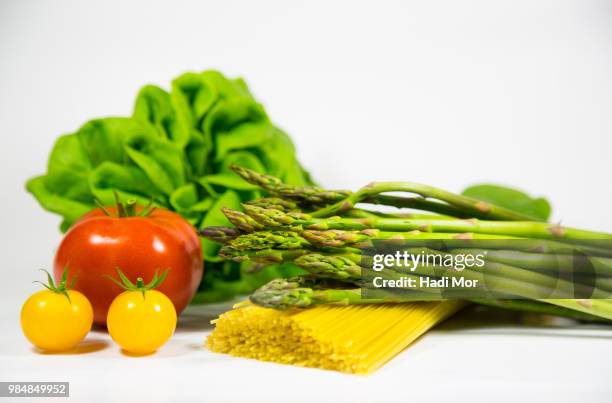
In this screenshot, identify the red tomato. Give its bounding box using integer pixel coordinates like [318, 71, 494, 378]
[54, 205, 203, 325]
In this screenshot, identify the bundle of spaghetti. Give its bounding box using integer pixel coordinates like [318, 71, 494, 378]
[206, 300, 464, 374]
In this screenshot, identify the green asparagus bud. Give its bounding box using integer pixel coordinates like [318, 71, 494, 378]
[228, 231, 308, 250]
[231, 165, 350, 203]
[198, 226, 240, 244]
[249, 277, 317, 309]
[301, 229, 380, 247]
[218, 246, 309, 263]
[244, 197, 300, 212]
[250, 277, 367, 309]
[294, 254, 362, 280]
[241, 204, 309, 227]
[221, 207, 265, 232]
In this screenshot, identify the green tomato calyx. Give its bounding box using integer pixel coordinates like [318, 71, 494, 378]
[106, 268, 169, 298]
[34, 267, 76, 302]
[95, 192, 157, 218]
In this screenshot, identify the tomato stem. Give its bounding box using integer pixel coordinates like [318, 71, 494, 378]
[139, 198, 157, 217]
[95, 194, 157, 218]
[136, 277, 146, 298]
[114, 191, 127, 217]
[125, 199, 137, 216]
[33, 267, 74, 303]
[95, 199, 112, 216]
[105, 268, 170, 297]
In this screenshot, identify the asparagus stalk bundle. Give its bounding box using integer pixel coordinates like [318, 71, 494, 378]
[200, 165, 612, 322]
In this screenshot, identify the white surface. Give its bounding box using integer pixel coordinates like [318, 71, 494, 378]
[1, 303, 612, 403]
[1, 0, 612, 402]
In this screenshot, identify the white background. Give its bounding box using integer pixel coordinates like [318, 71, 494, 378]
[1, 1, 612, 402]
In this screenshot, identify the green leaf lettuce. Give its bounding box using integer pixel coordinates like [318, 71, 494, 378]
[26, 70, 312, 301]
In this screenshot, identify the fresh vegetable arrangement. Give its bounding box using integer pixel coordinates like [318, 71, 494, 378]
[201, 165, 612, 321]
[26, 70, 313, 303]
[21, 69, 611, 373]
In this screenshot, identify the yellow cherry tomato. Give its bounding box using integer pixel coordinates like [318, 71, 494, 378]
[21, 289, 93, 352]
[107, 289, 177, 354]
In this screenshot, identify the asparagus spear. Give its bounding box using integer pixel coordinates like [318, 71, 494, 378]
[219, 228, 612, 303]
[301, 229, 612, 257]
[203, 165, 612, 322]
[250, 276, 612, 321]
[231, 165, 497, 218]
[231, 164, 351, 204]
[204, 225, 612, 295]
[310, 181, 541, 221]
[473, 299, 612, 323]
[363, 195, 475, 218]
[294, 250, 611, 299]
[243, 197, 300, 212]
[227, 230, 309, 250]
[221, 207, 265, 232]
[218, 246, 310, 263]
[454, 248, 612, 278]
[240, 205, 612, 248]
[204, 226, 612, 292]
[294, 254, 362, 280]
[249, 277, 378, 309]
[198, 226, 240, 244]
[204, 224, 611, 259]
[242, 196, 451, 221]
[301, 228, 517, 248]
[292, 254, 443, 289]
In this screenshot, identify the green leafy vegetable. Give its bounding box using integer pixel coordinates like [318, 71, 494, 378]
[461, 184, 552, 221]
[26, 70, 313, 302]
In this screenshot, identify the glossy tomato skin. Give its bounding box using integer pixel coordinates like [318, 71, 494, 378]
[21, 290, 93, 352]
[54, 207, 203, 325]
[107, 289, 177, 354]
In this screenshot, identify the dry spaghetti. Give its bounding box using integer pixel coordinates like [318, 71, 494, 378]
[206, 300, 464, 374]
